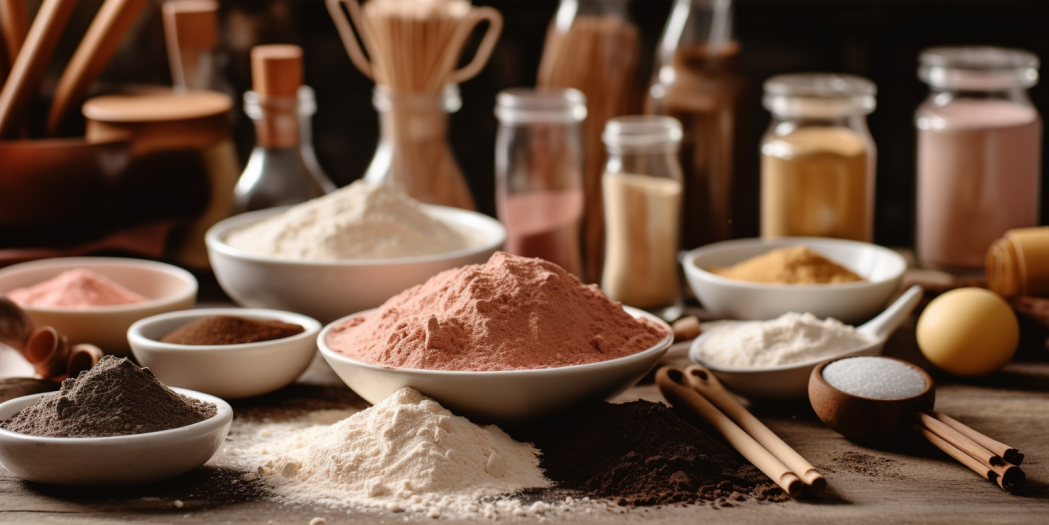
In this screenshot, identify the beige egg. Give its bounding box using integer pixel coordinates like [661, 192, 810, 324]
[916, 288, 1018, 376]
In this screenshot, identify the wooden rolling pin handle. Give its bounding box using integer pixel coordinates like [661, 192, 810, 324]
[925, 410, 1023, 466]
[657, 366, 803, 498]
[685, 365, 826, 495]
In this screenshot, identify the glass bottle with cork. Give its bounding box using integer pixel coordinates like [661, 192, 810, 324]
[760, 73, 877, 241]
[646, 0, 746, 249]
[601, 116, 684, 318]
[495, 88, 587, 278]
[916, 47, 1042, 271]
[234, 45, 335, 213]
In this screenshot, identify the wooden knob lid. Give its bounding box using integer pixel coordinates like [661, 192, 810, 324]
[251, 44, 303, 98]
[162, 0, 219, 51]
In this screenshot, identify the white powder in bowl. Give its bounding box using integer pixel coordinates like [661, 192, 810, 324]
[226, 180, 471, 260]
[252, 388, 551, 518]
[693, 312, 873, 368]
[822, 357, 928, 399]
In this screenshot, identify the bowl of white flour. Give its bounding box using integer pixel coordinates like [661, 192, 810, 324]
[205, 182, 505, 323]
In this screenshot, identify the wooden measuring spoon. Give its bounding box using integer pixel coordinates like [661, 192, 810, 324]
[46, 0, 151, 135]
[0, 0, 79, 138]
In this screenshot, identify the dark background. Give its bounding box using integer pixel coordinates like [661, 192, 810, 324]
[37, 0, 1049, 249]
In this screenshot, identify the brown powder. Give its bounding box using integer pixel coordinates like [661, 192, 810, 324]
[826, 451, 903, 478]
[710, 245, 864, 284]
[160, 316, 304, 345]
[0, 356, 215, 437]
[327, 252, 669, 371]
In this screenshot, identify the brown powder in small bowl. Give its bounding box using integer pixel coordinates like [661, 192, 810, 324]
[709, 245, 865, 284]
[160, 315, 305, 346]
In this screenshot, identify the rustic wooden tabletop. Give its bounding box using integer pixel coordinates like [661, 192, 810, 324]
[3, 313, 1048, 524]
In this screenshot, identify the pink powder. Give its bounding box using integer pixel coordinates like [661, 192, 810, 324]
[327, 252, 669, 371]
[7, 269, 149, 309]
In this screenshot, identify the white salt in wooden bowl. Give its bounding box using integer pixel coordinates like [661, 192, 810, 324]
[318, 306, 673, 426]
[205, 205, 506, 324]
[0, 388, 231, 485]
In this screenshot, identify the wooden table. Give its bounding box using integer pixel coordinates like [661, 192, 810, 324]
[3, 316, 1049, 524]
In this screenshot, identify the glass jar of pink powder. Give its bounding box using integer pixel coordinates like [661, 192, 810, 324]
[916, 46, 1042, 271]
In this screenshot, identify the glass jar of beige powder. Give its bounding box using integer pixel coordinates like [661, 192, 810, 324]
[760, 74, 877, 242]
[601, 116, 684, 315]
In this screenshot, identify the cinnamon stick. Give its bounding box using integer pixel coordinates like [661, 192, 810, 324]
[657, 366, 803, 498]
[914, 422, 1024, 492]
[924, 410, 1023, 465]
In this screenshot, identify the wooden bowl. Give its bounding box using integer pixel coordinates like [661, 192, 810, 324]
[809, 356, 935, 441]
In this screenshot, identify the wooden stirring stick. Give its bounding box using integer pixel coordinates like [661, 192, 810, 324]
[685, 364, 826, 494]
[46, 0, 151, 135]
[656, 366, 803, 498]
[0, 0, 79, 138]
[925, 410, 1024, 465]
[914, 422, 1025, 492]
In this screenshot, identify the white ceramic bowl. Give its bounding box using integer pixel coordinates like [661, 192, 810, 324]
[128, 308, 321, 399]
[0, 257, 198, 354]
[689, 286, 923, 401]
[318, 306, 673, 425]
[683, 237, 907, 324]
[205, 205, 506, 324]
[0, 388, 232, 485]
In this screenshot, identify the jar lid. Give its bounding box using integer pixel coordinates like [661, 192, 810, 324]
[762, 73, 876, 118]
[602, 115, 682, 154]
[495, 88, 587, 124]
[919, 46, 1039, 90]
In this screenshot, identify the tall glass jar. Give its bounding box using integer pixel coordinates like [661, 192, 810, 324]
[601, 116, 684, 315]
[647, 0, 745, 249]
[916, 47, 1042, 270]
[537, 0, 641, 282]
[495, 88, 587, 277]
[363, 84, 476, 210]
[761, 74, 877, 241]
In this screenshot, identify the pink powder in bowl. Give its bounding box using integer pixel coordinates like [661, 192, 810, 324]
[326, 252, 670, 371]
[6, 269, 150, 309]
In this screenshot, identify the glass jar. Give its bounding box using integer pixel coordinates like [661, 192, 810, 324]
[760, 74, 877, 241]
[916, 46, 1042, 270]
[362, 84, 475, 210]
[647, 0, 745, 249]
[495, 88, 587, 277]
[538, 0, 641, 282]
[601, 116, 684, 315]
[235, 86, 336, 213]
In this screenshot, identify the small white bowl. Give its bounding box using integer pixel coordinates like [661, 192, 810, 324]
[683, 237, 906, 324]
[128, 308, 321, 399]
[689, 286, 923, 401]
[205, 205, 506, 323]
[0, 388, 232, 485]
[0, 257, 198, 354]
[318, 306, 673, 425]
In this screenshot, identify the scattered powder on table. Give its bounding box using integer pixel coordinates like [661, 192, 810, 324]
[693, 312, 873, 368]
[252, 387, 550, 518]
[225, 180, 471, 261]
[521, 400, 787, 506]
[709, 245, 865, 284]
[6, 268, 149, 308]
[822, 357, 928, 400]
[327, 252, 669, 371]
[160, 315, 305, 345]
[828, 451, 902, 478]
[0, 356, 215, 437]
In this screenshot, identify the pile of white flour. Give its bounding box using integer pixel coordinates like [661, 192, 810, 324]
[251, 388, 552, 519]
[692, 312, 873, 368]
[226, 180, 471, 260]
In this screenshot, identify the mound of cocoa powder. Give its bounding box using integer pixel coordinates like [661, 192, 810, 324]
[520, 400, 788, 506]
[160, 315, 304, 345]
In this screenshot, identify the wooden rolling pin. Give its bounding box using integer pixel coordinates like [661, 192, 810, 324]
[685, 364, 825, 494]
[656, 366, 803, 498]
[46, 0, 151, 134]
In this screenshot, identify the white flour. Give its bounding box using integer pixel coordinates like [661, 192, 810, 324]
[251, 388, 555, 519]
[692, 312, 872, 368]
[226, 180, 471, 260]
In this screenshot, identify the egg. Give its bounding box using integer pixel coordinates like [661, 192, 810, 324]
[916, 288, 1018, 376]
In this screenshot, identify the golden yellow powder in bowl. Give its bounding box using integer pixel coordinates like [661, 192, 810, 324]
[709, 245, 865, 285]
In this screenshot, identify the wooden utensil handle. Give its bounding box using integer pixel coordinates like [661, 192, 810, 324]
[657, 366, 803, 498]
[0, 0, 28, 64]
[925, 410, 1023, 465]
[325, 0, 374, 80]
[447, 6, 502, 84]
[685, 365, 825, 493]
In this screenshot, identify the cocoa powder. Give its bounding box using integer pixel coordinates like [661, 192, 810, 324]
[160, 316, 304, 346]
